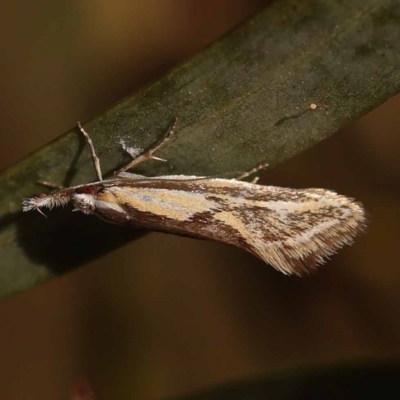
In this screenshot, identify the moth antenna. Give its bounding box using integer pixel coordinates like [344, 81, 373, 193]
[77, 121, 103, 181]
[236, 162, 269, 181]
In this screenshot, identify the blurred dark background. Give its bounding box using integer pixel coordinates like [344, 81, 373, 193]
[1, 1, 400, 399]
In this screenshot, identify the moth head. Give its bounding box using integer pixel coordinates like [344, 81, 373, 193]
[71, 185, 98, 215]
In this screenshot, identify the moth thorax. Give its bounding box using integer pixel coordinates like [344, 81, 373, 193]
[72, 193, 96, 214]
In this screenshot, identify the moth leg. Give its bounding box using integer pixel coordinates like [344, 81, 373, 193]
[236, 162, 269, 181]
[117, 172, 147, 180]
[77, 121, 103, 182]
[38, 181, 65, 190]
[115, 117, 177, 176]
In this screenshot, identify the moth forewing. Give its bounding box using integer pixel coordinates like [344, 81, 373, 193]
[78, 177, 366, 276]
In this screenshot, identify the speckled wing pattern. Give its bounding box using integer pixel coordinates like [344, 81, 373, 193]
[93, 177, 366, 276]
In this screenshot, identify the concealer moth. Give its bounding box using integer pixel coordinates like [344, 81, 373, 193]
[23, 119, 367, 276]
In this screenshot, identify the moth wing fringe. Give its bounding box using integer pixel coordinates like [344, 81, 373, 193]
[250, 205, 366, 276]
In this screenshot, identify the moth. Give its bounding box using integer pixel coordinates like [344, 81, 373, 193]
[23, 119, 367, 276]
